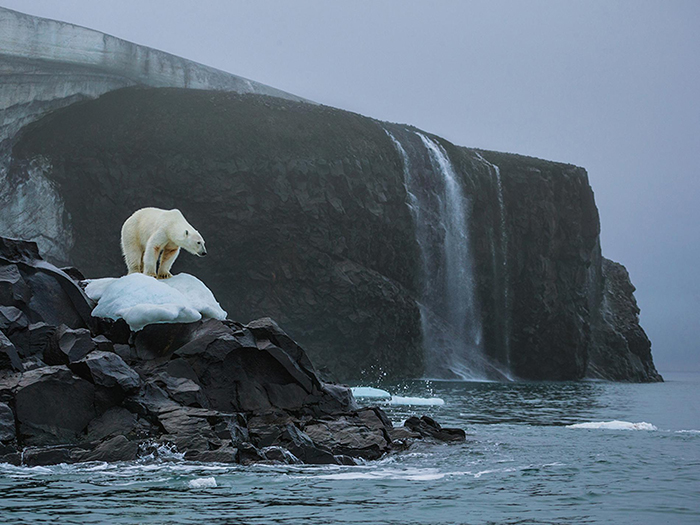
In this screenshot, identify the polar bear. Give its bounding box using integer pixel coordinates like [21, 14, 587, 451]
[120, 207, 207, 279]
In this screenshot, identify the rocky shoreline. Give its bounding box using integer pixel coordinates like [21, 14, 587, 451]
[0, 236, 464, 467]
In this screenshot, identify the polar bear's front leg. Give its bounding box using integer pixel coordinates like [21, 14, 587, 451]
[157, 247, 180, 279]
[143, 234, 166, 278]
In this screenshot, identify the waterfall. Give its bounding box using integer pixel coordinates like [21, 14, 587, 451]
[474, 152, 511, 369]
[387, 129, 488, 379]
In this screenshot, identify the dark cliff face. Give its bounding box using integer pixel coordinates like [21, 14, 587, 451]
[7, 87, 661, 382]
[587, 258, 662, 382]
[10, 88, 423, 380]
[472, 150, 602, 380]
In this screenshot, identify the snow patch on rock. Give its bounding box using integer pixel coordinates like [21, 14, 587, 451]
[85, 273, 226, 331]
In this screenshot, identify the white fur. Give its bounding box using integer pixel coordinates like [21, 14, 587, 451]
[120, 207, 206, 279]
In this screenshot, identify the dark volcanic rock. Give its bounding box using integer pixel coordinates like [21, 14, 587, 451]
[85, 407, 139, 442]
[0, 402, 15, 442]
[44, 326, 96, 365]
[303, 408, 393, 460]
[70, 350, 141, 393]
[23, 446, 79, 467]
[15, 366, 96, 445]
[0, 238, 94, 331]
[404, 415, 467, 442]
[18, 322, 58, 359]
[79, 435, 139, 463]
[587, 259, 662, 382]
[0, 305, 29, 333]
[0, 331, 22, 371]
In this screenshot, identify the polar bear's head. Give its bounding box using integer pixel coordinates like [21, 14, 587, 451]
[182, 229, 207, 256]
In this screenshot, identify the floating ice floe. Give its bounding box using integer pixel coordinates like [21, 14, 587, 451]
[350, 387, 392, 399]
[187, 477, 217, 489]
[351, 387, 445, 406]
[566, 420, 657, 431]
[387, 396, 445, 407]
[85, 273, 227, 331]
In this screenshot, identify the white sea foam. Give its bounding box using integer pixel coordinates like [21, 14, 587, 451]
[187, 477, 217, 489]
[566, 421, 657, 431]
[85, 273, 226, 331]
[315, 468, 446, 481]
[351, 387, 392, 399]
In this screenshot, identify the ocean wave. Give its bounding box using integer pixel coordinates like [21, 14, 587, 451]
[566, 420, 657, 431]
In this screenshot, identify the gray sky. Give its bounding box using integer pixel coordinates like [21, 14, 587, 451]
[3, 0, 698, 371]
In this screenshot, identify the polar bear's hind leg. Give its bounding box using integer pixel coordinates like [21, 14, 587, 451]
[121, 237, 143, 275]
[157, 247, 180, 279]
[123, 250, 143, 274]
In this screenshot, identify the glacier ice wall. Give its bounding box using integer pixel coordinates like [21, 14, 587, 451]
[0, 6, 310, 148]
[0, 6, 311, 263]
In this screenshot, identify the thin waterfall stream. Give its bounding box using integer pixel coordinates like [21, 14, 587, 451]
[474, 151, 511, 370]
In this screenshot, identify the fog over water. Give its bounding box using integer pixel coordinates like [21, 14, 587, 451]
[2, 0, 698, 371]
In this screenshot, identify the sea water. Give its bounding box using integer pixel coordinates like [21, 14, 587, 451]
[1, 372, 698, 524]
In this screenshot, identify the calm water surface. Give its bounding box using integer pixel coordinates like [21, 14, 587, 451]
[1, 372, 698, 524]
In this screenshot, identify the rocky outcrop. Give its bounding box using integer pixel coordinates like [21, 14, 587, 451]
[3, 87, 661, 382]
[586, 258, 662, 381]
[0, 236, 464, 466]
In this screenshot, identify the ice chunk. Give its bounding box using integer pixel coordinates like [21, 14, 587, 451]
[351, 387, 392, 399]
[84, 277, 118, 301]
[164, 274, 227, 321]
[350, 387, 445, 406]
[388, 396, 445, 406]
[566, 420, 657, 431]
[86, 273, 227, 331]
[187, 477, 217, 489]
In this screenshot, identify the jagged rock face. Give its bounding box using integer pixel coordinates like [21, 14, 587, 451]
[473, 151, 602, 380]
[6, 88, 661, 382]
[587, 258, 662, 381]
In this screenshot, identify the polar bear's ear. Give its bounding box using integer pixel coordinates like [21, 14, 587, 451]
[185, 230, 189, 236]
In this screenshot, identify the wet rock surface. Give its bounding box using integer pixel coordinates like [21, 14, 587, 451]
[0, 237, 465, 466]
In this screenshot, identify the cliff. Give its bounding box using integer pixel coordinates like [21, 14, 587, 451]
[3, 87, 662, 382]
